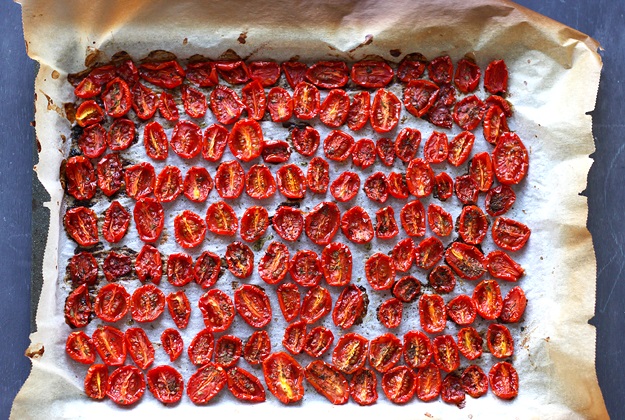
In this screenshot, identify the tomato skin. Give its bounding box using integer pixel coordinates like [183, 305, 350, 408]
[131, 284, 165, 322]
[304, 326, 334, 358]
[202, 123, 229, 162]
[330, 171, 360, 202]
[139, 60, 185, 88]
[445, 242, 486, 280]
[132, 82, 158, 120]
[323, 130, 354, 162]
[416, 363, 442, 402]
[369, 333, 402, 373]
[186, 363, 227, 405]
[455, 174, 479, 205]
[484, 59, 509, 94]
[341, 206, 374, 244]
[166, 290, 191, 329]
[447, 294, 477, 326]
[198, 289, 235, 332]
[492, 217, 531, 251]
[489, 362, 519, 400]
[215, 160, 245, 199]
[473, 279, 503, 320]
[351, 138, 376, 169]
[154, 166, 182, 203]
[429, 265, 456, 294]
[492, 132, 529, 185]
[319, 89, 350, 128]
[282, 61, 308, 89]
[382, 366, 417, 404]
[406, 158, 434, 198]
[92, 326, 126, 366]
[76, 100, 105, 128]
[262, 352, 305, 404]
[370, 88, 401, 133]
[239, 206, 269, 242]
[305, 360, 350, 405]
[226, 367, 266, 402]
[84, 364, 109, 400]
[147, 365, 184, 404]
[307, 156, 330, 194]
[158, 90, 179, 121]
[461, 365, 489, 398]
[378, 297, 403, 329]
[66, 331, 96, 364]
[262, 139, 291, 163]
[125, 327, 155, 370]
[423, 131, 449, 164]
[293, 82, 320, 119]
[283, 320, 307, 354]
[485, 184, 516, 217]
[458, 205, 489, 245]
[107, 365, 145, 406]
[320, 242, 352, 287]
[454, 58, 481, 93]
[215, 60, 251, 84]
[205, 200, 238, 236]
[64, 206, 99, 247]
[332, 333, 369, 374]
[188, 328, 214, 365]
[272, 206, 303, 242]
[400, 200, 426, 237]
[428, 55, 453, 84]
[301, 285, 332, 324]
[245, 164, 276, 199]
[305, 201, 341, 246]
[486, 250, 524, 282]
[241, 80, 267, 120]
[419, 294, 447, 334]
[193, 251, 221, 289]
[364, 172, 389, 203]
[244, 330, 272, 365]
[226, 241, 255, 279]
[403, 80, 439, 118]
[135, 244, 162, 284]
[276, 164, 306, 199]
[167, 253, 194, 287]
[306, 61, 349, 89]
[277, 282, 300, 321]
[184, 166, 213, 203]
[210, 85, 245, 125]
[289, 249, 322, 287]
[332, 284, 368, 329]
[215, 335, 242, 368]
[365, 253, 396, 290]
[96, 153, 123, 196]
[487, 323, 515, 358]
[94, 283, 130, 323]
[249, 60, 281, 87]
[161, 328, 184, 362]
[500, 286, 527, 323]
[291, 125, 320, 156]
[102, 77, 132, 118]
[143, 121, 168, 161]
[375, 206, 399, 240]
[403, 330, 433, 369]
[347, 91, 370, 131]
[69, 252, 98, 287]
[234, 284, 272, 328]
[79, 123, 108, 158]
[396, 53, 427, 82]
[64, 156, 96, 201]
[453, 95, 485, 131]
[351, 60, 393, 87]
[350, 367, 378, 406]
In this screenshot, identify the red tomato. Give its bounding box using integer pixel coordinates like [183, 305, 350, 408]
[351, 138, 376, 169]
[369, 333, 402, 373]
[469, 151, 494, 192]
[427, 204, 452, 237]
[484, 59, 509, 94]
[396, 53, 426, 82]
[378, 297, 403, 329]
[429, 265, 456, 294]
[158, 90, 179, 121]
[125, 163, 156, 202]
[406, 158, 434, 198]
[433, 335, 460, 373]
[193, 251, 221, 289]
[486, 250, 524, 281]
[416, 363, 442, 402]
[184, 166, 213, 202]
[392, 238, 415, 273]
[282, 61, 308, 88]
[461, 365, 489, 398]
[107, 365, 145, 405]
[202, 123, 229, 162]
[244, 330, 272, 365]
[125, 327, 154, 370]
[131, 82, 158, 120]
[78, 123, 107, 158]
[393, 276, 421, 303]
[69, 252, 98, 287]
[304, 326, 334, 358]
[262, 352, 305, 404]
[66, 331, 96, 364]
[74, 76, 101, 99]
[215, 60, 250, 84]
[239, 206, 269, 242]
[323, 130, 354, 161]
[131, 284, 165, 322]
[249, 60, 281, 86]
[94, 283, 130, 323]
[301, 286, 332, 324]
[306, 61, 349, 89]
[447, 131, 475, 167]
[215, 160, 245, 199]
[146, 365, 183, 404]
[394, 127, 421, 162]
[376, 137, 396, 166]
[161, 328, 184, 362]
[492, 217, 531, 251]
[414, 236, 444, 270]
[64, 206, 99, 247]
[241, 80, 267, 120]
[483, 104, 509, 144]
[347, 91, 370, 131]
[486, 94, 513, 116]
[210, 85, 245, 125]
[267, 87, 293, 122]
[320, 89, 350, 128]
[245, 164, 276, 199]
[447, 294, 477, 326]
[291, 125, 320, 156]
[382, 366, 416, 404]
[428, 55, 453, 83]
[84, 364, 108, 400]
[365, 253, 396, 290]
[289, 249, 322, 287]
[455, 174, 479, 205]
[277, 282, 300, 321]
[283, 320, 307, 354]
[500, 286, 527, 323]
[350, 368, 378, 406]
[226, 367, 266, 402]
[139, 61, 184, 88]
[375, 206, 399, 239]
[276, 164, 306, 199]
[305, 201, 341, 246]
[453, 95, 485, 131]
[188, 328, 214, 365]
[97, 153, 123, 196]
[260, 140, 291, 163]
[454, 58, 481, 93]
[370, 88, 401, 133]
[487, 323, 514, 358]
[166, 253, 194, 287]
[205, 200, 238, 236]
[332, 284, 368, 329]
[419, 294, 447, 333]
[330, 171, 360, 202]
[76, 100, 105, 128]
[65, 156, 96, 201]
[485, 184, 516, 216]
[400, 200, 426, 237]
[271, 206, 303, 241]
[215, 335, 242, 368]
[351, 60, 393, 87]
[403, 80, 439, 118]
[456, 326, 483, 360]
[403, 330, 433, 369]
[186, 363, 226, 404]
[166, 290, 191, 329]
[473, 279, 503, 320]
[116, 60, 138, 85]
[225, 241, 254, 278]
[92, 326, 126, 366]
[424, 131, 449, 164]
[341, 206, 374, 244]
[307, 156, 330, 194]
[433, 172, 454, 201]
[332, 333, 369, 374]
[445, 242, 486, 280]
[305, 360, 349, 405]
[228, 118, 263, 162]
[108, 119, 135, 151]
[102, 251, 131, 282]
[143, 121, 168, 161]
[234, 284, 272, 328]
[293, 82, 320, 119]
[441, 373, 466, 405]
[101, 77, 131, 118]
[135, 244, 162, 284]
[154, 166, 182, 202]
[320, 242, 352, 287]
[387, 172, 410, 199]
[489, 362, 519, 399]
[458, 205, 488, 245]
[170, 120, 202, 158]
[492, 132, 529, 185]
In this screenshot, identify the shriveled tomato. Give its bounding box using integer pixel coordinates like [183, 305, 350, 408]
[350, 368, 378, 406]
[69, 252, 98, 287]
[271, 206, 303, 242]
[292, 82, 320, 119]
[92, 326, 126, 366]
[240, 206, 269, 242]
[183, 166, 213, 202]
[323, 130, 354, 161]
[486, 94, 513, 116]
[125, 327, 154, 370]
[320, 89, 350, 128]
[143, 121, 168, 161]
[429, 265, 456, 294]
[330, 171, 360, 202]
[306, 61, 348, 89]
[351, 138, 376, 169]
[319, 242, 352, 287]
[227, 367, 266, 402]
[74, 76, 101, 99]
[66, 331, 96, 364]
[283, 320, 307, 354]
[225, 241, 254, 278]
[276, 282, 300, 321]
[244, 164, 275, 200]
[124, 162, 155, 199]
[483, 104, 509, 144]
[97, 153, 123, 196]
[484, 59, 508, 94]
[102, 251, 131, 282]
[403, 80, 439, 118]
[341, 206, 374, 244]
[78, 123, 107, 158]
[84, 364, 108, 400]
[291, 125, 320, 156]
[453, 95, 485, 131]
[332, 333, 368, 374]
[166, 290, 191, 329]
[187, 363, 226, 405]
[396, 53, 426, 82]
[468, 152, 494, 192]
[391, 238, 415, 273]
[131, 284, 165, 322]
[266, 87, 293, 122]
[65, 156, 96, 201]
[210, 85, 245, 125]
[305, 360, 349, 405]
[198, 290, 235, 331]
[215, 160, 245, 199]
[489, 362, 519, 399]
[400, 200, 426, 237]
[382, 365, 416, 404]
[202, 123, 229, 162]
[445, 242, 486, 280]
[485, 184, 516, 216]
[365, 253, 396, 290]
[154, 166, 182, 203]
[64, 206, 99, 247]
[428, 55, 453, 83]
[403, 330, 433, 369]
[131, 82, 158, 120]
[94, 283, 130, 323]
[301, 286, 332, 324]
[432, 335, 460, 373]
[214, 335, 242, 368]
[305, 157, 329, 194]
[249, 60, 281, 86]
[305, 201, 341, 246]
[447, 294, 477, 326]
[393, 127, 421, 163]
[487, 323, 514, 358]
[289, 249, 322, 287]
[107, 365, 145, 405]
[406, 158, 434, 198]
[139, 60, 184, 88]
[387, 172, 409, 199]
[500, 286, 527, 323]
[76, 100, 105, 128]
[244, 330, 271, 365]
[115, 59, 138, 84]
[346, 91, 370, 131]
[193, 251, 221, 289]
[455, 174, 479, 205]
[108, 119, 135, 151]
[427, 204, 453, 237]
[158, 90, 179, 121]
[369, 333, 402, 373]
[166, 253, 194, 287]
[447, 131, 475, 167]
[393, 276, 421, 303]
[424, 131, 449, 164]
[376, 137, 396, 166]
[333, 284, 368, 329]
[473, 279, 503, 320]
[205, 200, 238, 236]
[416, 363, 442, 402]
[433, 172, 453, 201]
[458, 205, 488, 245]
[441, 374, 466, 405]
[276, 164, 306, 199]
[262, 352, 305, 404]
[101, 77, 131, 118]
[234, 284, 272, 328]
[146, 365, 183, 404]
[228, 118, 263, 162]
[135, 244, 162, 284]
[215, 60, 250, 84]
[188, 328, 214, 365]
[486, 250, 524, 282]
[419, 294, 447, 333]
[171, 120, 202, 158]
[375, 206, 399, 239]
[160, 328, 184, 362]
[351, 60, 393, 87]
[461, 365, 489, 398]
[261, 139, 290, 162]
[378, 297, 403, 329]
[456, 326, 483, 361]
[304, 326, 334, 358]
[241, 80, 267, 120]
[492, 217, 531, 251]
[454, 58, 481, 93]
[282, 61, 308, 88]
[370, 88, 400, 133]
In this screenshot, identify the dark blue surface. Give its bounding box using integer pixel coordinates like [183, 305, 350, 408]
[1, 1, 623, 418]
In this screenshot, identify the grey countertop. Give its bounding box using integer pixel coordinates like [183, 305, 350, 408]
[1, 1, 622, 418]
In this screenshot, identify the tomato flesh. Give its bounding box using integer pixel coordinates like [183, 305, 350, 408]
[188, 328, 214, 365]
[305, 360, 350, 405]
[234, 284, 272, 328]
[187, 363, 226, 404]
[332, 284, 368, 329]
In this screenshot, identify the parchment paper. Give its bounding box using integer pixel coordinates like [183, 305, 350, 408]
[13, 0, 606, 418]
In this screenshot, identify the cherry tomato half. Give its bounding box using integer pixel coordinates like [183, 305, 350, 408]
[135, 244, 162, 284]
[215, 160, 245, 199]
[305, 201, 341, 246]
[447, 294, 477, 326]
[167, 290, 191, 329]
[198, 289, 235, 332]
[84, 364, 108, 400]
[194, 251, 221, 289]
[92, 326, 126, 366]
[485, 184, 516, 217]
[489, 362, 519, 400]
[500, 286, 527, 323]
[454, 58, 481, 93]
[147, 365, 184, 404]
[382, 366, 416, 404]
[321, 242, 352, 287]
[365, 253, 396, 290]
[307, 157, 330, 194]
[186, 363, 226, 404]
[234, 284, 272, 328]
[227, 367, 266, 402]
[331, 171, 360, 202]
[276, 282, 300, 321]
[202, 123, 229, 162]
[215, 335, 242, 368]
[64, 156, 96, 201]
[293, 82, 320, 120]
[167, 253, 194, 287]
[174, 210, 207, 248]
[332, 333, 369, 374]
[131, 283, 165, 322]
[226, 241, 254, 278]
[305, 360, 349, 405]
[492, 132, 529, 185]
[486, 250, 524, 282]
[393, 275, 421, 303]
[341, 206, 374, 244]
[304, 326, 334, 358]
[94, 283, 130, 323]
[244, 330, 271, 365]
[96, 153, 123, 196]
[370, 88, 401, 133]
[262, 352, 305, 404]
[272, 206, 303, 242]
[306, 61, 349, 89]
[143, 121, 168, 161]
[64, 206, 99, 247]
[282, 61, 308, 89]
[347, 91, 370, 131]
[492, 217, 531, 251]
[68, 252, 98, 287]
[66, 331, 96, 364]
[484, 59, 509, 94]
[289, 249, 322, 287]
[369, 333, 402, 373]
[205, 200, 238, 236]
[239, 206, 269, 242]
[320, 89, 350, 128]
[332, 284, 368, 329]
[210, 85, 245, 125]
[445, 242, 486, 280]
[301, 286, 332, 324]
[473, 279, 503, 320]
[161, 328, 184, 362]
[378, 297, 403, 329]
[403, 330, 433, 369]
[188, 328, 214, 365]
[124, 162, 155, 199]
[461, 365, 489, 398]
[184, 166, 213, 202]
[419, 294, 447, 333]
[125, 327, 155, 370]
[350, 368, 378, 406]
[487, 323, 514, 358]
[107, 365, 145, 405]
